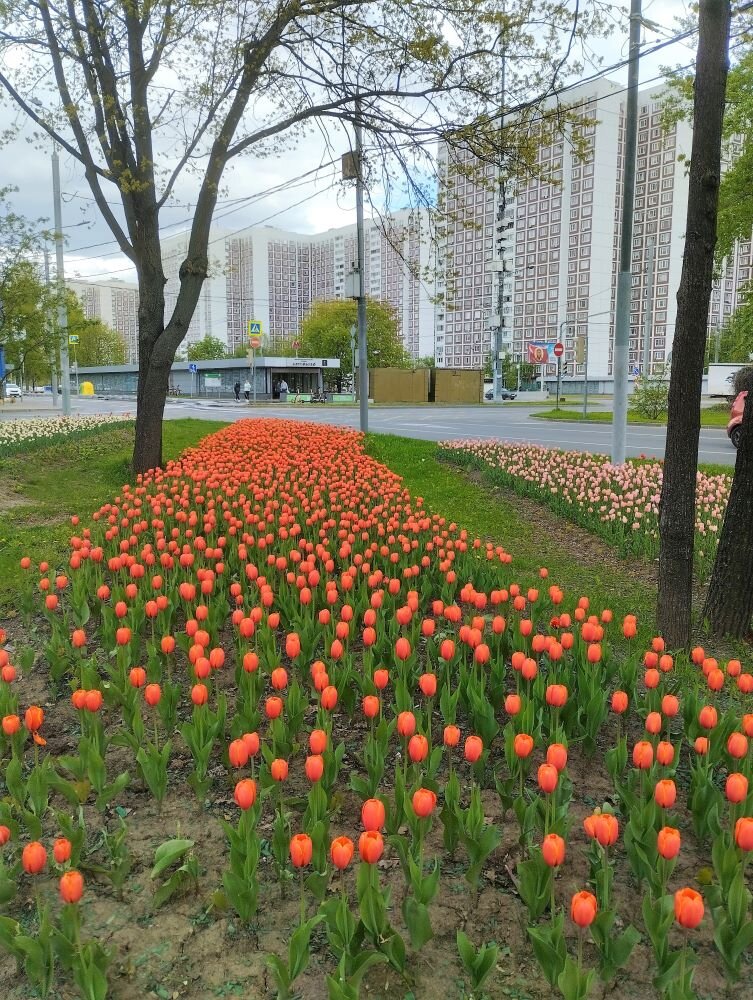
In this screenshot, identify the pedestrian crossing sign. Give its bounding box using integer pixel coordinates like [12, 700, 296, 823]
[247, 320, 262, 336]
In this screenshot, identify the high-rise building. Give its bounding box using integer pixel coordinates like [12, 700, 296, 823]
[68, 278, 139, 362]
[223, 209, 434, 357]
[437, 79, 751, 379]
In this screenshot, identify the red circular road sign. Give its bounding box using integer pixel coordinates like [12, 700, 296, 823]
[249, 335, 262, 349]
[292, 340, 301, 349]
[554, 342, 564, 358]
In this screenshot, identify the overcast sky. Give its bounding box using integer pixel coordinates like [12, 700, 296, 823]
[1, 1, 697, 286]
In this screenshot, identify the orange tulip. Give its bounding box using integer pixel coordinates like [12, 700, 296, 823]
[594, 813, 619, 847]
[443, 724, 461, 747]
[0, 825, 10, 846]
[321, 685, 338, 710]
[144, 683, 161, 707]
[513, 733, 534, 759]
[22, 841, 47, 875]
[270, 759, 289, 782]
[464, 735, 483, 763]
[305, 755, 324, 782]
[546, 743, 568, 772]
[570, 891, 597, 927]
[726, 773, 748, 804]
[59, 870, 84, 904]
[309, 729, 327, 755]
[234, 778, 257, 810]
[611, 691, 628, 714]
[359, 829, 384, 864]
[545, 684, 568, 708]
[698, 705, 718, 730]
[24, 706, 44, 732]
[504, 694, 521, 716]
[656, 741, 675, 767]
[373, 669, 389, 690]
[408, 734, 429, 763]
[290, 833, 313, 868]
[674, 887, 704, 929]
[657, 826, 681, 860]
[412, 787, 437, 818]
[362, 695, 380, 718]
[53, 838, 72, 864]
[537, 763, 558, 794]
[228, 739, 250, 769]
[727, 732, 748, 759]
[632, 740, 653, 770]
[330, 835, 354, 870]
[654, 779, 676, 809]
[418, 673, 437, 698]
[542, 832, 565, 867]
[361, 798, 386, 832]
[734, 817, 753, 851]
[397, 711, 416, 738]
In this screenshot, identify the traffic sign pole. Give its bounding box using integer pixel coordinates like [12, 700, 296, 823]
[553, 341, 564, 411]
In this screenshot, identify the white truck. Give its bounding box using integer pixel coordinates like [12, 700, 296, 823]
[707, 363, 747, 398]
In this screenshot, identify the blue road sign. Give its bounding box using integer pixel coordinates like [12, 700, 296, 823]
[188, 363, 198, 374]
[632, 366, 640, 375]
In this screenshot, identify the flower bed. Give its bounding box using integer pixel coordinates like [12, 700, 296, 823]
[440, 439, 731, 576]
[0, 414, 132, 454]
[0, 418, 750, 999]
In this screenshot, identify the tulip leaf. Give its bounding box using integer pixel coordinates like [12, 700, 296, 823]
[402, 896, 433, 949]
[151, 838, 194, 878]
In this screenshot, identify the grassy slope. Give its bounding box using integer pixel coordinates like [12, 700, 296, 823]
[366, 433, 656, 635]
[531, 406, 731, 427]
[0, 419, 223, 616]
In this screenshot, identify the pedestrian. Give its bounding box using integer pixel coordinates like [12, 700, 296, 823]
[243, 379, 251, 401]
[279, 377, 289, 398]
[273, 380, 280, 400]
[234, 381, 241, 401]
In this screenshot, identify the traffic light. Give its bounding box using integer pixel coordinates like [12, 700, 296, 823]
[575, 336, 586, 364]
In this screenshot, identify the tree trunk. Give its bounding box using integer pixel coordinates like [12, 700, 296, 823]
[657, 0, 731, 647]
[703, 392, 753, 637]
[133, 341, 170, 473]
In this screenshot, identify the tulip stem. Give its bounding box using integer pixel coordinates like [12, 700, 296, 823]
[577, 928, 584, 977]
[299, 868, 306, 926]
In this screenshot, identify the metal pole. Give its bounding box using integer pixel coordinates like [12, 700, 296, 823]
[714, 329, 721, 363]
[494, 28, 507, 402]
[51, 148, 72, 416]
[43, 247, 59, 407]
[253, 349, 257, 404]
[642, 235, 656, 375]
[583, 334, 590, 418]
[556, 357, 562, 409]
[611, 0, 642, 463]
[354, 96, 368, 432]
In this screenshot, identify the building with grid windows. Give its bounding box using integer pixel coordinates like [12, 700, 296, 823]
[68, 278, 140, 363]
[436, 79, 751, 379]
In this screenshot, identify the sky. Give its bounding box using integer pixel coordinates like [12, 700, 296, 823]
[0, 0, 698, 287]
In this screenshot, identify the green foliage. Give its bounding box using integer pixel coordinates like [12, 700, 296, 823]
[299, 299, 410, 381]
[187, 335, 229, 361]
[67, 294, 127, 367]
[708, 293, 753, 366]
[630, 366, 670, 420]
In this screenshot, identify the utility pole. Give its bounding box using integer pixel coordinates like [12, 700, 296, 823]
[354, 95, 368, 432]
[611, 0, 642, 464]
[51, 147, 72, 416]
[642, 235, 656, 375]
[494, 26, 508, 402]
[43, 247, 59, 406]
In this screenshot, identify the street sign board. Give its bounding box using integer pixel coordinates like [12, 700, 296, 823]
[554, 342, 564, 358]
[188, 363, 198, 374]
[249, 335, 262, 350]
[68, 335, 79, 345]
[632, 365, 640, 375]
[247, 320, 262, 337]
[292, 340, 300, 350]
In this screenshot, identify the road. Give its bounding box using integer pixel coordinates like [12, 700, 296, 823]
[3, 396, 737, 466]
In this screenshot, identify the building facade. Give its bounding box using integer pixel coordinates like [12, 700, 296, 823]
[436, 79, 750, 379]
[68, 278, 140, 363]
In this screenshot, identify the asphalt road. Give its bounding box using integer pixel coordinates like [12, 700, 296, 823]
[4, 396, 737, 466]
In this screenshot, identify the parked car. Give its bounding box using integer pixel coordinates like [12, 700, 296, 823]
[484, 387, 517, 401]
[728, 390, 747, 448]
[33, 385, 47, 394]
[4, 383, 22, 398]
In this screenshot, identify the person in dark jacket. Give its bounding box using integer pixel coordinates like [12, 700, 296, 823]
[234, 381, 241, 401]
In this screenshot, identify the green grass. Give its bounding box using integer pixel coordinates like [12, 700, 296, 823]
[365, 433, 658, 637]
[0, 419, 223, 615]
[532, 406, 731, 427]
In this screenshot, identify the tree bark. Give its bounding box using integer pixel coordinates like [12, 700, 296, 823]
[657, 0, 731, 647]
[703, 392, 753, 637]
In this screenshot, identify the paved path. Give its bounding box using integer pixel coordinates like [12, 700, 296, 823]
[2, 396, 737, 466]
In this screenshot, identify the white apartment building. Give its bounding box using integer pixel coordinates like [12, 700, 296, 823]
[224, 209, 434, 358]
[68, 278, 139, 363]
[160, 227, 229, 350]
[437, 79, 751, 379]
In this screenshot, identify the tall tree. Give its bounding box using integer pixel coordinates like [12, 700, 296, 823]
[0, 259, 57, 389]
[657, 0, 731, 647]
[186, 335, 228, 362]
[703, 367, 753, 636]
[0, 0, 606, 472]
[299, 299, 409, 384]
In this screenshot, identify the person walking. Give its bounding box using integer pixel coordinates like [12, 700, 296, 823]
[279, 377, 289, 400]
[234, 381, 241, 401]
[243, 379, 251, 401]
